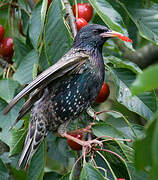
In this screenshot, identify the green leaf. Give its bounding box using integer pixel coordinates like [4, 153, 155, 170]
[39, 46, 49, 71]
[13, 38, 31, 67]
[45, 0, 73, 65]
[88, 0, 132, 49]
[28, 141, 46, 180]
[11, 166, 27, 180]
[111, 68, 157, 121]
[134, 112, 158, 180]
[151, 113, 158, 180]
[134, 120, 155, 171]
[43, 172, 62, 180]
[29, 1, 42, 48]
[80, 162, 105, 180]
[9, 128, 27, 156]
[107, 56, 142, 74]
[0, 158, 9, 180]
[126, 162, 148, 180]
[131, 64, 158, 95]
[0, 99, 24, 147]
[0, 79, 19, 103]
[13, 50, 38, 85]
[119, 0, 158, 45]
[92, 122, 124, 139]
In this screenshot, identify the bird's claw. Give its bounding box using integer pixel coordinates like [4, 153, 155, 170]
[82, 139, 103, 149]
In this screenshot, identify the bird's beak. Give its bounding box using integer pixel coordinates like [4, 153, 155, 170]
[101, 30, 133, 43]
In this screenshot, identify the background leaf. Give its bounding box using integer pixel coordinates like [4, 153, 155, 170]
[119, 0, 158, 45]
[13, 50, 38, 85]
[0, 158, 9, 180]
[131, 64, 158, 95]
[45, 0, 73, 65]
[0, 79, 19, 103]
[111, 68, 157, 121]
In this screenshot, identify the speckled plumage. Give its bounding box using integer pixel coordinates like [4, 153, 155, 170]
[4, 24, 113, 168]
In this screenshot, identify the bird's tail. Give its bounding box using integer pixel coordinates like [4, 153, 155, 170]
[18, 118, 47, 169]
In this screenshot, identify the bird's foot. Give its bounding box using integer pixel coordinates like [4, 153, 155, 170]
[61, 133, 103, 149]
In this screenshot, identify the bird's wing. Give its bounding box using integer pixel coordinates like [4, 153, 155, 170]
[4, 49, 89, 114]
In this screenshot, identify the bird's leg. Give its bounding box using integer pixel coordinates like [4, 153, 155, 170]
[61, 133, 103, 148]
[58, 121, 102, 149]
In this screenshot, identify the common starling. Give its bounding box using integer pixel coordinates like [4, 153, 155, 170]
[4, 24, 131, 168]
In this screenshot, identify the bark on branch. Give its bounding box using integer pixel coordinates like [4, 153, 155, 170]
[62, 0, 77, 38]
[114, 39, 158, 69]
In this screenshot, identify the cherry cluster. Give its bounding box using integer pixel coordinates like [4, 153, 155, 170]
[0, 25, 14, 60]
[73, 3, 93, 31]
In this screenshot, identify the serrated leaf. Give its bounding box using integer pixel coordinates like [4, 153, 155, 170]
[92, 122, 124, 139]
[0, 158, 9, 180]
[131, 64, 158, 95]
[13, 38, 31, 67]
[0, 79, 19, 103]
[80, 162, 105, 180]
[106, 56, 142, 74]
[111, 68, 157, 121]
[45, 0, 73, 65]
[119, 0, 158, 45]
[13, 50, 38, 85]
[0, 99, 24, 147]
[9, 128, 27, 156]
[29, 1, 42, 48]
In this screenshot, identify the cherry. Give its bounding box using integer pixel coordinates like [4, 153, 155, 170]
[67, 133, 83, 151]
[0, 37, 14, 58]
[76, 18, 88, 31]
[73, 3, 93, 22]
[95, 82, 110, 103]
[0, 25, 5, 42]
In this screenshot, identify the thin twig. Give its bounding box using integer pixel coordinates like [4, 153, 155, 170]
[62, 0, 77, 38]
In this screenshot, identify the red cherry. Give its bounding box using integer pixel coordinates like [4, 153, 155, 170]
[67, 133, 83, 151]
[76, 18, 88, 31]
[95, 82, 110, 103]
[0, 25, 5, 42]
[73, 3, 93, 22]
[0, 37, 14, 58]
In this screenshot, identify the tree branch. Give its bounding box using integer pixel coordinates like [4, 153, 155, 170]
[62, 0, 77, 38]
[114, 39, 158, 69]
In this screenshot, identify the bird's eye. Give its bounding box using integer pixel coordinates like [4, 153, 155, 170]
[92, 30, 98, 34]
[93, 29, 105, 35]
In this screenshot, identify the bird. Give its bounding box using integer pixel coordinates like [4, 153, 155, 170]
[3, 24, 132, 169]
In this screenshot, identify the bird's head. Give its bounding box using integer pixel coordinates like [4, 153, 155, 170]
[73, 24, 132, 50]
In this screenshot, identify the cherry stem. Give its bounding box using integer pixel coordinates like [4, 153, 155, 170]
[94, 135, 132, 143]
[71, 154, 83, 178]
[96, 148, 125, 162]
[74, 0, 78, 19]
